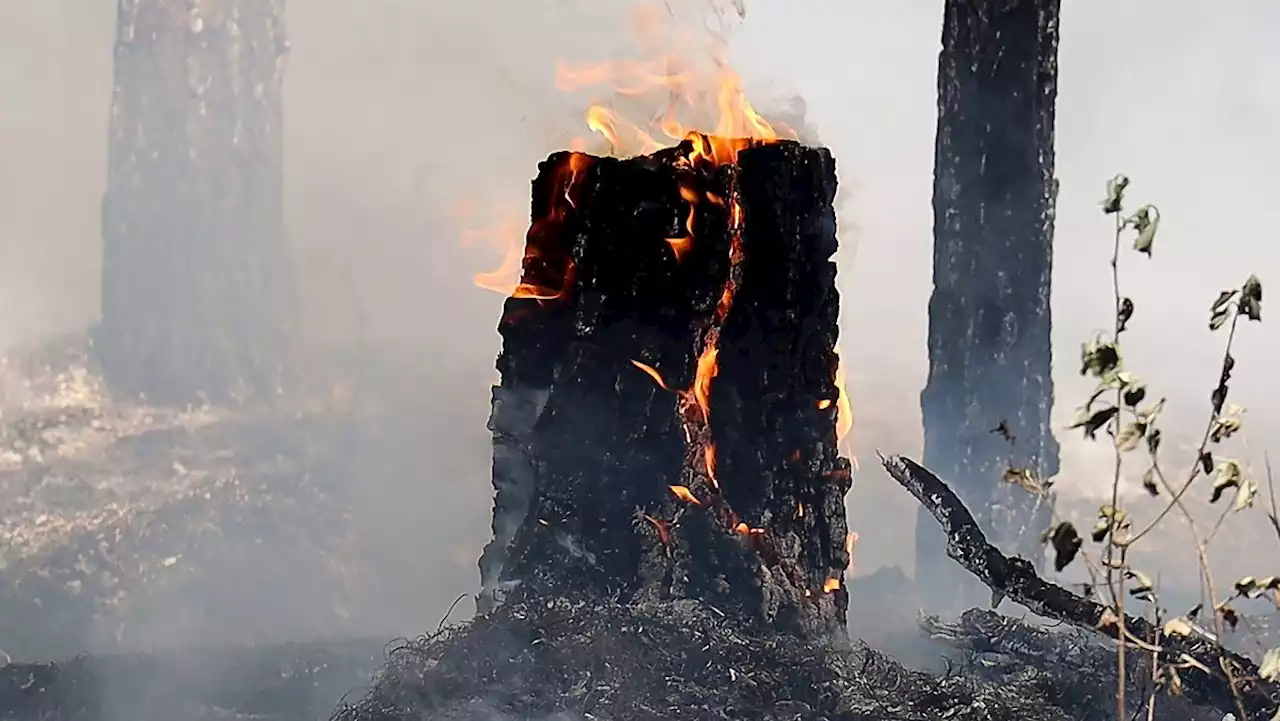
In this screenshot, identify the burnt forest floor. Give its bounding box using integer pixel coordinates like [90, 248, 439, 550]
[0, 335, 1268, 721]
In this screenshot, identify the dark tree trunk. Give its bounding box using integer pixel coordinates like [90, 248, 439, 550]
[479, 139, 853, 635]
[918, 0, 1062, 605]
[98, 0, 296, 406]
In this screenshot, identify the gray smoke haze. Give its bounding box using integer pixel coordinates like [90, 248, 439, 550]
[0, 0, 1277, 669]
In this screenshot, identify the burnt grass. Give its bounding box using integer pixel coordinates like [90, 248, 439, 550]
[329, 590, 1223, 721]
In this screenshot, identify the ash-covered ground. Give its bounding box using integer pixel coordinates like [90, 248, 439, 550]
[0, 336, 1263, 721]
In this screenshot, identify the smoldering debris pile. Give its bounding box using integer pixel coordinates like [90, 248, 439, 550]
[333, 591, 1228, 721]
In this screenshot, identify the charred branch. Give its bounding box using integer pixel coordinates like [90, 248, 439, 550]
[882, 453, 1280, 720]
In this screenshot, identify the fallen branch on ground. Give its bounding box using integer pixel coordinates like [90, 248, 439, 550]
[879, 452, 1279, 720]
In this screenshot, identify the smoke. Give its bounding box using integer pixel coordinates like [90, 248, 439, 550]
[0, 0, 1277, 700]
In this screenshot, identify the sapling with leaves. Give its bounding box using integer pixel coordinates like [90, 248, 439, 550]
[1009, 174, 1273, 720]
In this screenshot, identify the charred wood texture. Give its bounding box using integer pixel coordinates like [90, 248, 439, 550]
[885, 453, 1280, 720]
[479, 139, 852, 635]
[919, 0, 1062, 599]
[98, 0, 297, 405]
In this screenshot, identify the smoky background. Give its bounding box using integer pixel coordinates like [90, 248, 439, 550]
[0, 0, 1276, 664]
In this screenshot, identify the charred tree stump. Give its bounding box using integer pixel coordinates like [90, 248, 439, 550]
[918, 0, 1062, 603]
[98, 0, 297, 406]
[478, 138, 853, 635]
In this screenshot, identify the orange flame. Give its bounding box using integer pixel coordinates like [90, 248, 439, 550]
[834, 348, 854, 449]
[817, 399, 833, 410]
[693, 346, 718, 420]
[734, 522, 764, 536]
[845, 531, 859, 572]
[823, 578, 841, 593]
[631, 360, 673, 391]
[556, 1, 795, 161]
[669, 485, 701, 505]
[703, 445, 718, 486]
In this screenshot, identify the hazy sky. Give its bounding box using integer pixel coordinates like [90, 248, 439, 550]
[1, 0, 1277, 598]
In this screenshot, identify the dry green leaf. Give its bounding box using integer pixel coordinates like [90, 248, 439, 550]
[1211, 289, 1239, 314]
[1198, 451, 1214, 475]
[1117, 422, 1146, 452]
[1210, 416, 1243, 443]
[1002, 466, 1044, 494]
[1234, 576, 1280, 599]
[1102, 174, 1130, 214]
[1136, 398, 1166, 423]
[1241, 274, 1263, 322]
[1235, 478, 1259, 511]
[1128, 205, 1160, 256]
[1211, 459, 1244, 504]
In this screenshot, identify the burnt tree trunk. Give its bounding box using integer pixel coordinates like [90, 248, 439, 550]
[98, 0, 296, 406]
[479, 139, 853, 635]
[917, 0, 1062, 605]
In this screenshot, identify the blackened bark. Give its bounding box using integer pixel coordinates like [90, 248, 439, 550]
[98, 0, 296, 405]
[479, 140, 851, 634]
[918, 0, 1062, 602]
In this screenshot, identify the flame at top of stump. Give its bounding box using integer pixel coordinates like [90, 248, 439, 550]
[479, 134, 854, 637]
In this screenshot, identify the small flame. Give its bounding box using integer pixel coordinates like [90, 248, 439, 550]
[817, 399, 833, 410]
[703, 445, 718, 486]
[823, 578, 841, 593]
[665, 183, 700, 263]
[845, 531, 859, 571]
[733, 522, 764, 536]
[834, 349, 854, 449]
[693, 346, 719, 420]
[631, 360, 672, 391]
[669, 485, 702, 505]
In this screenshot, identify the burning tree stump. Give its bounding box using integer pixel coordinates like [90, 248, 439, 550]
[918, 0, 1062, 602]
[478, 136, 853, 634]
[97, 0, 297, 405]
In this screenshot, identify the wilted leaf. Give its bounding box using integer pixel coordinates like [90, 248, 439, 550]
[1102, 174, 1130, 214]
[1235, 478, 1259, 511]
[1122, 382, 1146, 408]
[1211, 289, 1239, 314]
[1241, 274, 1263, 322]
[1210, 308, 1231, 331]
[1136, 398, 1166, 423]
[1210, 459, 1244, 504]
[1260, 648, 1280, 682]
[1210, 416, 1243, 443]
[1117, 297, 1134, 332]
[1187, 603, 1203, 621]
[1199, 451, 1214, 475]
[1128, 205, 1160, 256]
[1146, 427, 1163, 457]
[1092, 505, 1128, 543]
[1141, 467, 1159, 496]
[1080, 336, 1121, 379]
[1003, 466, 1044, 494]
[1042, 521, 1082, 572]
[1163, 617, 1193, 637]
[1234, 576, 1280, 599]
[1127, 569, 1155, 601]
[1071, 405, 1118, 440]
[1117, 422, 1146, 452]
